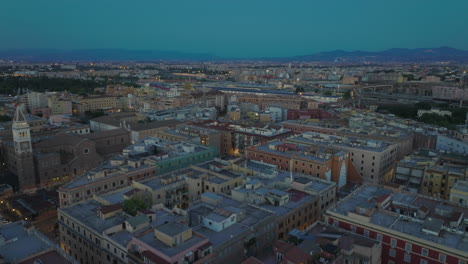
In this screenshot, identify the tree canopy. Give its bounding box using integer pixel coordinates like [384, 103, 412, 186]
[0, 115, 12, 122]
[123, 198, 149, 216]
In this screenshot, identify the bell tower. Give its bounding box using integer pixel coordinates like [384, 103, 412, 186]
[12, 104, 32, 154]
[10, 104, 36, 191]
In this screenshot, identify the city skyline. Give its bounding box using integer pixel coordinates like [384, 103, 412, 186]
[1, 1, 468, 263]
[1, 0, 468, 58]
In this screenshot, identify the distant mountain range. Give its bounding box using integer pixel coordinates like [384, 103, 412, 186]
[287, 47, 468, 63]
[1, 47, 468, 63]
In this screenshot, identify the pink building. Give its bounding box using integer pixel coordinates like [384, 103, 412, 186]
[31, 107, 52, 118]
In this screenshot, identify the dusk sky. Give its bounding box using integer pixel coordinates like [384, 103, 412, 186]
[1, 0, 467, 58]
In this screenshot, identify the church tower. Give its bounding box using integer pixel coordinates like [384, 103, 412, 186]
[10, 104, 36, 191]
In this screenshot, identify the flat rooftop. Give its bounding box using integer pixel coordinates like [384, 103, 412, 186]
[137, 229, 205, 257]
[59, 200, 128, 233]
[329, 184, 468, 253]
[0, 221, 67, 263]
[287, 132, 394, 152]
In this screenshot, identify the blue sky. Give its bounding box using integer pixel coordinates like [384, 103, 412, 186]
[1, 0, 467, 57]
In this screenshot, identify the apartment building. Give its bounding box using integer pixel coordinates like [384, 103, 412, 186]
[153, 125, 222, 154]
[283, 117, 413, 160]
[58, 137, 216, 207]
[395, 149, 468, 199]
[325, 184, 468, 264]
[287, 132, 398, 184]
[231, 182, 320, 240]
[73, 96, 126, 114]
[48, 96, 73, 115]
[189, 192, 276, 264]
[58, 199, 146, 264]
[246, 140, 354, 189]
[0, 220, 78, 264]
[291, 176, 337, 213]
[27, 91, 48, 109]
[421, 166, 468, 200]
[191, 120, 293, 155]
[275, 223, 381, 264]
[237, 94, 306, 110]
[127, 222, 213, 264]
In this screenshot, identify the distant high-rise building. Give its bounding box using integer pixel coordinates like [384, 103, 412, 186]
[27, 92, 48, 109]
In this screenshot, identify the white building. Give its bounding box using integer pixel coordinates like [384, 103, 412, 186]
[417, 109, 452, 118]
[27, 92, 48, 109]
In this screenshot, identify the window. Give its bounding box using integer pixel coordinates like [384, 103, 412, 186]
[377, 234, 383, 242]
[439, 254, 446, 263]
[405, 243, 412, 252]
[351, 226, 356, 232]
[364, 230, 369, 237]
[333, 220, 338, 227]
[390, 238, 396, 248]
[421, 248, 428, 256]
[388, 262, 394, 264]
[420, 260, 428, 264]
[389, 249, 396, 257]
[404, 253, 411, 263]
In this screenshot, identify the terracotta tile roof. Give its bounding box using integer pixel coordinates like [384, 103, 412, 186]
[98, 203, 122, 214]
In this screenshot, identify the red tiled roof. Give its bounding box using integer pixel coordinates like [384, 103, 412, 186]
[287, 189, 310, 202]
[274, 240, 294, 255]
[285, 246, 312, 263]
[376, 194, 390, 203]
[98, 203, 122, 214]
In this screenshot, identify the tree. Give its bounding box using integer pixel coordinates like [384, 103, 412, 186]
[0, 115, 12, 122]
[84, 109, 106, 119]
[343, 90, 352, 100]
[295, 87, 305, 93]
[414, 102, 431, 110]
[123, 198, 149, 216]
[323, 91, 332, 96]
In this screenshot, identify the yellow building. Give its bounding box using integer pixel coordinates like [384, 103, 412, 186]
[48, 96, 72, 115]
[73, 96, 126, 114]
[229, 111, 241, 121]
[259, 113, 271, 123]
[246, 111, 259, 121]
[421, 166, 468, 200]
